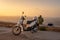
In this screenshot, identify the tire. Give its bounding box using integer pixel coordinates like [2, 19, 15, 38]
[12, 26, 21, 36]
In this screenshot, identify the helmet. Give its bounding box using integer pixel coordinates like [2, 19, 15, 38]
[33, 16, 37, 20]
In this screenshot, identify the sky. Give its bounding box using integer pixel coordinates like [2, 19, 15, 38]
[0, 0, 60, 17]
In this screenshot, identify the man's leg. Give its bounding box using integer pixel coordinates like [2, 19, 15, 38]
[20, 25, 24, 32]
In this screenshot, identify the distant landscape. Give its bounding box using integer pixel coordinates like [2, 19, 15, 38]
[0, 16, 60, 27]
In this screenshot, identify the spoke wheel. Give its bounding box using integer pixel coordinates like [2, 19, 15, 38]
[12, 26, 21, 36]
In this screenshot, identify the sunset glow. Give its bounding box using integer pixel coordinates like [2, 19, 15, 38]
[0, 0, 60, 17]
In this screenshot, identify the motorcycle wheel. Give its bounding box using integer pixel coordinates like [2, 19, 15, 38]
[12, 26, 21, 36]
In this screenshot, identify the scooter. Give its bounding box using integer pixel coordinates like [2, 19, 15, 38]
[12, 16, 39, 36]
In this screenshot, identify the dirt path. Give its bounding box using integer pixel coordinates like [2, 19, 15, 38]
[0, 27, 11, 34]
[0, 27, 60, 40]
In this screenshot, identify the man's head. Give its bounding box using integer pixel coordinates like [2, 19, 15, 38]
[40, 15, 42, 18]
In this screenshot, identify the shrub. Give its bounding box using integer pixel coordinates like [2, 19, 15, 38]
[39, 27, 47, 31]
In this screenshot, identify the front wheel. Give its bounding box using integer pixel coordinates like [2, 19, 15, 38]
[12, 26, 21, 36]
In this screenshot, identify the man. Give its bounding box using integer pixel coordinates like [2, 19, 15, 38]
[16, 11, 25, 32]
[38, 15, 44, 25]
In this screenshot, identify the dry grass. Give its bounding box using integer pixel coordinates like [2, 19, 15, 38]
[46, 27, 60, 32]
[0, 21, 16, 28]
[39, 26, 60, 32]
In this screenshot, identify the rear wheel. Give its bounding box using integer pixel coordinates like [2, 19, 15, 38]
[12, 26, 21, 36]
